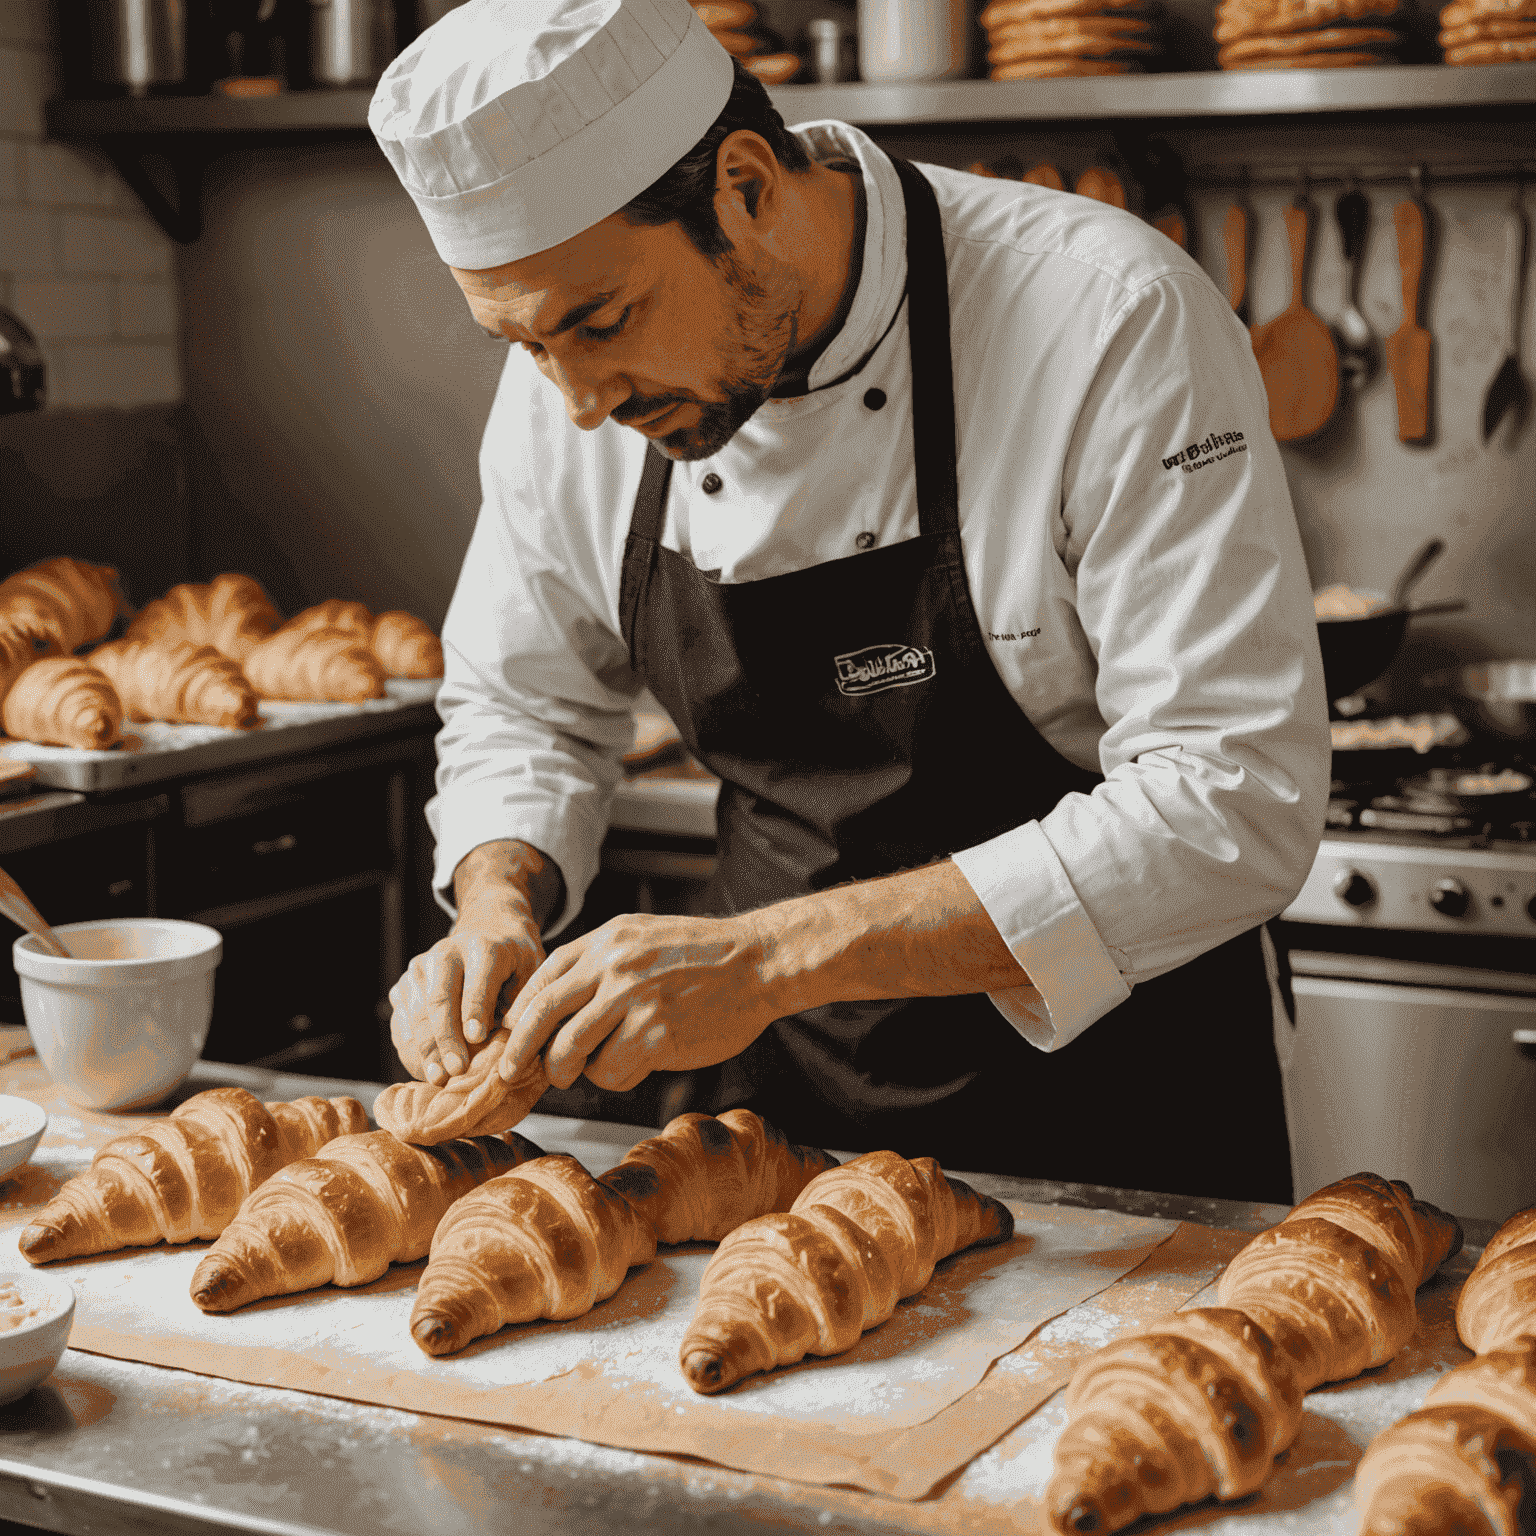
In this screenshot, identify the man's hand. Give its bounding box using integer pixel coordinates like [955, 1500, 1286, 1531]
[498, 911, 784, 1092]
[390, 839, 564, 1085]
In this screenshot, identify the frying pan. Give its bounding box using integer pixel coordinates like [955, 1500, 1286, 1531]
[1314, 538, 1464, 700]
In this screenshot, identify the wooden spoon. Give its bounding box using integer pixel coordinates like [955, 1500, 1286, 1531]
[0, 863, 71, 958]
[1250, 198, 1340, 443]
[1385, 196, 1434, 444]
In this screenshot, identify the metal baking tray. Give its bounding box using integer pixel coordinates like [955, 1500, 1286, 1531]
[0, 679, 441, 792]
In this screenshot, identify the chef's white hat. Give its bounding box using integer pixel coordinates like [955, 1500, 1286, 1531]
[369, 0, 737, 270]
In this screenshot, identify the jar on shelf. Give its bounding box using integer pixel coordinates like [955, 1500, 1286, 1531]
[856, 0, 969, 80]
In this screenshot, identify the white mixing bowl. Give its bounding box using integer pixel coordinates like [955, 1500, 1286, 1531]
[12, 919, 222, 1112]
[0, 1272, 75, 1406]
[0, 1095, 47, 1182]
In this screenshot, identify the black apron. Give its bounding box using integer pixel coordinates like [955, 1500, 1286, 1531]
[613, 156, 1293, 1204]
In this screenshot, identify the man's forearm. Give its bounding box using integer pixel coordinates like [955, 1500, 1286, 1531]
[452, 839, 566, 932]
[745, 859, 1031, 1015]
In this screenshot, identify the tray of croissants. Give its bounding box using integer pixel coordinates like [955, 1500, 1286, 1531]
[0, 556, 443, 791]
[9, 1018, 1536, 1534]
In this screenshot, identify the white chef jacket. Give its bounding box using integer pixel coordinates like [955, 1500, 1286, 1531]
[427, 120, 1332, 1055]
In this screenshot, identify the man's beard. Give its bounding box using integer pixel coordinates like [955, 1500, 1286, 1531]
[612, 251, 797, 463]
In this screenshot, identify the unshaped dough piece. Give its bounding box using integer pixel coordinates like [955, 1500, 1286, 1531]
[373, 1029, 550, 1145]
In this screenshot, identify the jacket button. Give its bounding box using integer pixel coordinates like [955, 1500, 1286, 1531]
[701, 472, 723, 494]
[864, 388, 886, 410]
[856, 532, 876, 550]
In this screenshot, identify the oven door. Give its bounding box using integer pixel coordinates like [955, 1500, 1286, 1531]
[1284, 950, 1536, 1223]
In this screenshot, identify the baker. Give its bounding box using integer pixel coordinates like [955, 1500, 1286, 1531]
[370, 0, 1330, 1200]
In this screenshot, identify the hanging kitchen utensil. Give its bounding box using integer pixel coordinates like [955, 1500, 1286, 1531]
[1389, 536, 1444, 609]
[1384, 183, 1434, 444]
[1250, 190, 1340, 443]
[1022, 163, 1066, 190]
[1482, 179, 1530, 443]
[1151, 209, 1187, 250]
[1335, 183, 1380, 390]
[1223, 200, 1252, 325]
[1075, 166, 1127, 209]
[0, 865, 71, 958]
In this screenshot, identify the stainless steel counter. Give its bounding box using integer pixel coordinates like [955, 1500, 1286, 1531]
[0, 1056, 1408, 1536]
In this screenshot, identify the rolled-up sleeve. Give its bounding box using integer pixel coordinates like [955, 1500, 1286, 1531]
[953, 271, 1331, 1051]
[427, 388, 641, 936]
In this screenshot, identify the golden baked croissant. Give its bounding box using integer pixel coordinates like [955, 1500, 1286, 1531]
[1, 657, 123, 750]
[1355, 1341, 1536, 1536]
[19, 1087, 368, 1264]
[189, 1127, 545, 1312]
[124, 573, 280, 663]
[0, 620, 45, 711]
[373, 1028, 550, 1144]
[370, 611, 443, 678]
[281, 599, 373, 639]
[88, 637, 260, 730]
[678, 1148, 1014, 1394]
[242, 625, 386, 703]
[1044, 1172, 1462, 1535]
[410, 1152, 658, 1355]
[0, 556, 126, 655]
[598, 1110, 838, 1244]
[1458, 1206, 1536, 1355]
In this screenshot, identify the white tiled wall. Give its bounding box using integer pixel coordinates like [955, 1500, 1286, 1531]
[0, 0, 182, 408]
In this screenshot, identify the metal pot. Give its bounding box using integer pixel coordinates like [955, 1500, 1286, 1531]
[86, 0, 187, 94]
[1425, 660, 1536, 739]
[308, 0, 395, 86]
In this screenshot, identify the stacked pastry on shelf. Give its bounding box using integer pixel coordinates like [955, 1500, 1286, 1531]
[0, 555, 446, 752]
[1437, 0, 1536, 63]
[1355, 1202, 1536, 1534]
[1213, 0, 1408, 69]
[979, 0, 1166, 80]
[1044, 1171, 1463, 1533]
[690, 0, 801, 82]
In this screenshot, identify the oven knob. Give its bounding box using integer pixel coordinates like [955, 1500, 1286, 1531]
[1430, 879, 1471, 918]
[1333, 869, 1376, 908]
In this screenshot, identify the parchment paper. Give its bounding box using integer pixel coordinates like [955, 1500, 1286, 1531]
[0, 1058, 1250, 1497]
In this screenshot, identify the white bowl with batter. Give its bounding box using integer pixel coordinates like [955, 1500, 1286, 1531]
[0, 1271, 75, 1406]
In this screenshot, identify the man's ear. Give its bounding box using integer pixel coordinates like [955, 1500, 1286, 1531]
[715, 130, 781, 227]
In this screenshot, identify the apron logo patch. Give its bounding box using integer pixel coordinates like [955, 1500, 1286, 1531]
[1162, 430, 1246, 473]
[834, 643, 937, 696]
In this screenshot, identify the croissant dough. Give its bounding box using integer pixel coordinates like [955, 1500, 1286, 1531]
[125, 573, 279, 663]
[410, 1152, 658, 1355]
[678, 1148, 1014, 1394]
[89, 637, 259, 730]
[242, 625, 386, 702]
[1044, 1172, 1462, 1536]
[373, 1028, 550, 1144]
[0, 556, 125, 655]
[1, 656, 123, 750]
[598, 1109, 838, 1244]
[190, 1128, 546, 1311]
[19, 1087, 368, 1263]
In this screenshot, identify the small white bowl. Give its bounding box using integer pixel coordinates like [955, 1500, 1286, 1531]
[0, 1096, 47, 1182]
[12, 919, 222, 1112]
[0, 1271, 74, 1407]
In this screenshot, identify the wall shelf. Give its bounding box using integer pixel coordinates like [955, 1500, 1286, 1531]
[43, 62, 1536, 242]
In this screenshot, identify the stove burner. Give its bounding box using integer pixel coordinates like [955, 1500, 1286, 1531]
[1327, 743, 1536, 846]
[1357, 807, 1475, 836]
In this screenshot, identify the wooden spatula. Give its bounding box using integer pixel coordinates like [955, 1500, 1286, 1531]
[1385, 196, 1434, 444]
[1223, 201, 1252, 324]
[1152, 209, 1188, 250]
[1250, 198, 1340, 443]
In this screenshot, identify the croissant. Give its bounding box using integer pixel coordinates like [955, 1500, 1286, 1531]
[373, 1028, 550, 1144]
[190, 1128, 545, 1312]
[410, 1152, 658, 1355]
[19, 1087, 368, 1264]
[1458, 1206, 1536, 1355]
[1, 657, 123, 750]
[598, 1110, 838, 1245]
[281, 600, 373, 640]
[1355, 1341, 1536, 1536]
[1044, 1173, 1462, 1536]
[124, 573, 279, 663]
[0, 620, 46, 710]
[0, 556, 126, 655]
[370, 611, 443, 678]
[678, 1148, 1014, 1394]
[242, 625, 386, 703]
[88, 637, 260, 730]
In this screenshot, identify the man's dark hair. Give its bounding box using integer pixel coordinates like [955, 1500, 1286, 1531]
[618, 60, 813, 259]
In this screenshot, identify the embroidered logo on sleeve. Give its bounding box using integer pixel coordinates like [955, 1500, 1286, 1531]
[1163, 430, 1247, 473]
[834, 643, 937, 696]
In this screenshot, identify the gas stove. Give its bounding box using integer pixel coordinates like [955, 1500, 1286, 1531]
[1283, 742, 1536, 935]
